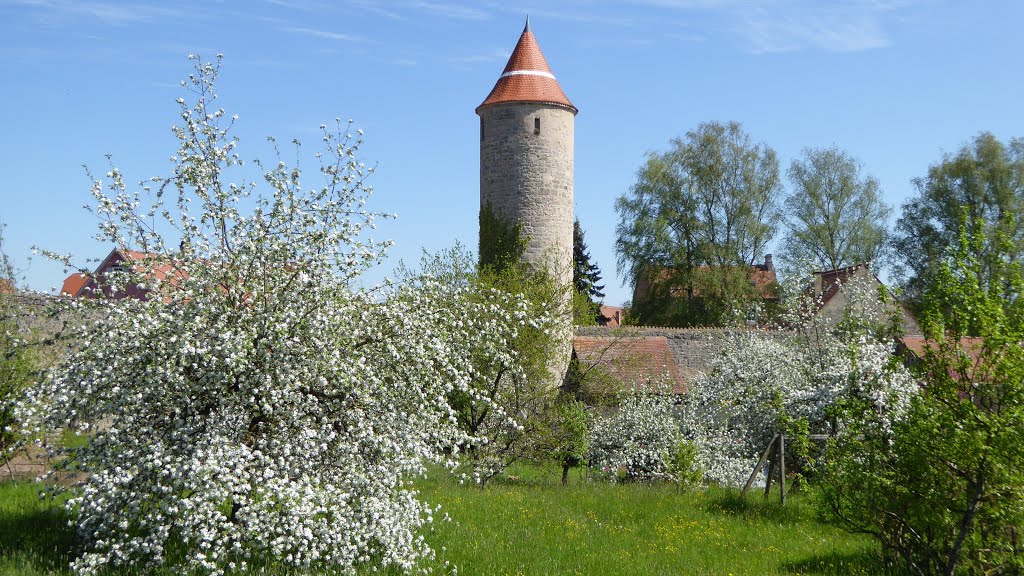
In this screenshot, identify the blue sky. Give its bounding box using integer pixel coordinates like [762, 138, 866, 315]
[2, 0, 1022, 306]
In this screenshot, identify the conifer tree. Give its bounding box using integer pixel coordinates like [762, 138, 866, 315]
[573, 219, 605, 322]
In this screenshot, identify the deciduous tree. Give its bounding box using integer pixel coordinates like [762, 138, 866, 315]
[615, 121, 783, 326]
[410, 243, 565, 487]
[782, 146, 891, 272]
[679, 273, 916, 487]
[19, 56, 540, 575]
[893, 132, 1024, 312]
[572, 219, 605, 325]
[0, 226, 35, 464]
[822, 218, 1024, 575]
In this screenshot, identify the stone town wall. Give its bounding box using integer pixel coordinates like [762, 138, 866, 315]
[3, 292, 80, 367]
[479, 102, 574, 287]
[575, 325, 794, 386]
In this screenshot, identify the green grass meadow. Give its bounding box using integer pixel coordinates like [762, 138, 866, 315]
[0, 466, 903, 575]
[417, 467, 899, 576]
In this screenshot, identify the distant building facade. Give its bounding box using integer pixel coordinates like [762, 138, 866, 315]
[60, 249, 186, 301]
[811, 263, 921, 336]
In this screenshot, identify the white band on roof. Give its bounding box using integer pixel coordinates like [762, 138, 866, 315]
[500, 70, 556, 80]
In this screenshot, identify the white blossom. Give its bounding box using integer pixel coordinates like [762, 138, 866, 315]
[678, 273, 918, 487]
[19, 56, 532, 575]
[588, 379, 683, 484]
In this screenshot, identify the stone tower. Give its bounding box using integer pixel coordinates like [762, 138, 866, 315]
[477, 19, 577, 288]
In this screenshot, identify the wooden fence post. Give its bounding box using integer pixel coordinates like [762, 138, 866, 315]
[742, 433, 779, 497]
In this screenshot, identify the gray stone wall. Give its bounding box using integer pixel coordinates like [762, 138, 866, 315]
[4, 292, 81, 367]
[575, 326, 794, 387]
[478, 102, 574, 287]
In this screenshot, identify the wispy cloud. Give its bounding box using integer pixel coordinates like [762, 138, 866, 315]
[737, 2, 893, 53]
[282, 26, 374, 43]
[347, 0, 408, 20]
[628, 0, 914, 53]
[514, 6, 639, 27]
[12, 0, 183, 24]
[449, 47, 509, 68]
[262, 0, 332, 10]
[405, 1, 492, 21]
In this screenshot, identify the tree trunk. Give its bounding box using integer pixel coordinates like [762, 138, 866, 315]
[944, 471, 986, 576]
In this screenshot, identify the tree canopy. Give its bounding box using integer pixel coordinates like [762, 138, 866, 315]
[822, 220, 1024, 575]
[782, 146, 891, 273]
[893, 132, 1024, 311]
[615, 121, 783, 326]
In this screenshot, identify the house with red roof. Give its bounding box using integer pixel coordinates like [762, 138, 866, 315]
[811, 263, 921, 336]
[626, 255, 780, 328]
[60, 249, 188, 301]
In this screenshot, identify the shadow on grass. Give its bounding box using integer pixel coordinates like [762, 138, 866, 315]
[781, 548, 910, 575]
[0, 493, 76, 574]
[703, 489, 809, 525]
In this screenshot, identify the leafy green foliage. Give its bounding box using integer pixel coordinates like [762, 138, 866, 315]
[0, 228, 35, 458]
[893, 132, 1024, 312]
[479, 202, 527, 273]
[615, 121, 783, 327]
[666, 439, 703, 489]
[822, 217, 1024, 575]
[537, 397, 590, 485]
[782, 146, 891, 272]
[628, 265, 770, 327]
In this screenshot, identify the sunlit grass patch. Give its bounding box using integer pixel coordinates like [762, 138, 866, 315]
[0, 467, 905, 575]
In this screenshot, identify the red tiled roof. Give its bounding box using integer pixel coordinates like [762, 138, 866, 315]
[0, 279, 14, 295]
[477, 20, 576, 113]
[121, 250, 188, 285]
[60, 272, 90, 297]
[67, 249, 190, 300]
[898, 336, 986, 364]
[573, 336, 685, 394]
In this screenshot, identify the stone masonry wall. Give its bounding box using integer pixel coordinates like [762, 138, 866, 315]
[575, 325, 794, 387]
[479, 102, 574, 288]
[4, 292, 83, 368]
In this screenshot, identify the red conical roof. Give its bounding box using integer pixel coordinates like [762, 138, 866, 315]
[477, 20, 576, 114]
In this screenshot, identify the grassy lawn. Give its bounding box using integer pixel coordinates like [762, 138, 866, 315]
[0, 482, 76, 576]
[0, 466, 903, 575]
[417, 466, 900, 576]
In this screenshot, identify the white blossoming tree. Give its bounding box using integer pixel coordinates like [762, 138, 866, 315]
[679, 272, 918, 487]
[20, 56, 535, 575]
[407, 244, 569, 487]
[588, 381, 698, 485]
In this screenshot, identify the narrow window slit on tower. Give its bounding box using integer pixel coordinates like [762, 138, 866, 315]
[481, 121, 485, 141]
[534, 117, 540, 135]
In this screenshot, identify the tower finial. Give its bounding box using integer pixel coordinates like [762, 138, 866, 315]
[524, 14, 530, 32]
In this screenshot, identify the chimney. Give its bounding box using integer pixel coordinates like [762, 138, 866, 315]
[764, 254, 774, 271]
